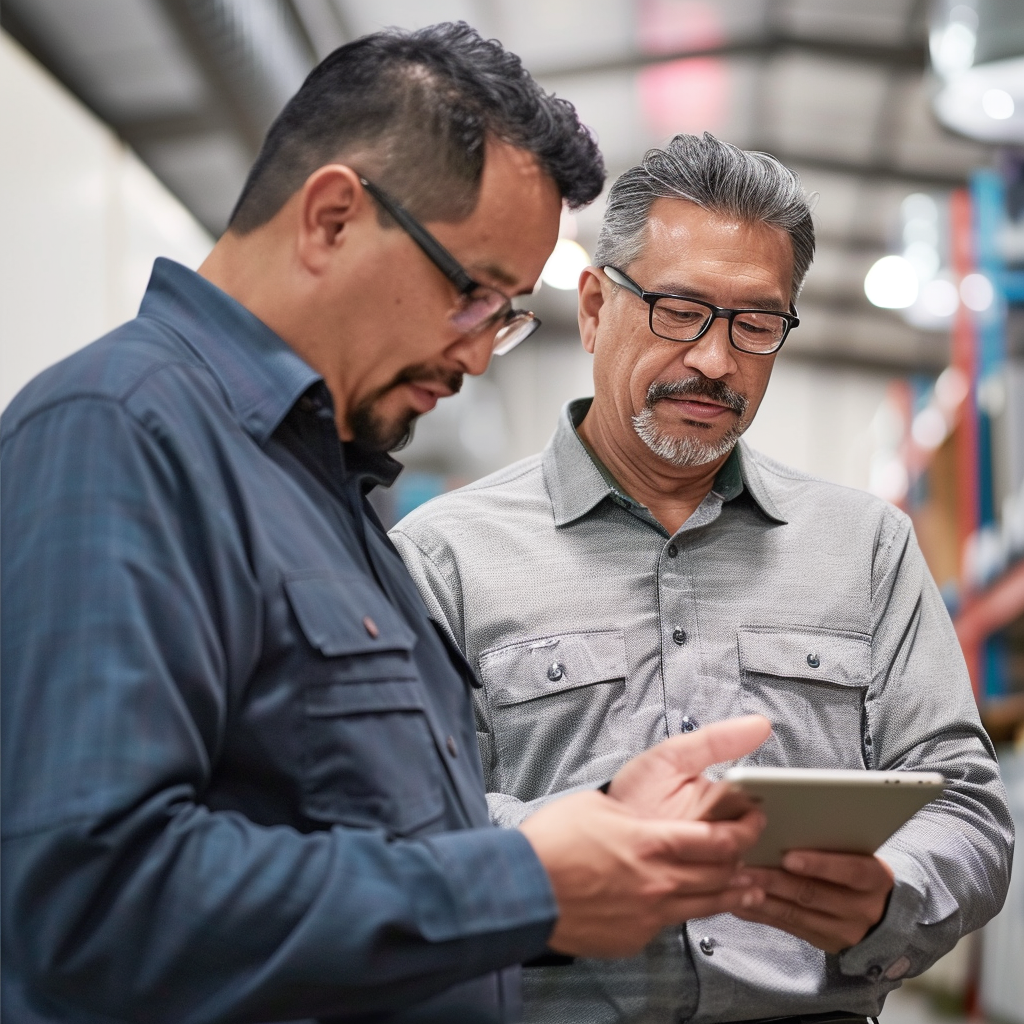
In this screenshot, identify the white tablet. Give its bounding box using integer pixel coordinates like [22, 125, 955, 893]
[717, 767, 947, 867]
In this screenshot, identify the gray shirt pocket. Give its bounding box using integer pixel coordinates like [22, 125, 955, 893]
[737, 625, 871, 770]
[479, 630, 628, 798]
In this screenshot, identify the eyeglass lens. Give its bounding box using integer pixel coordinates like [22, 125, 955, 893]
[448, 285, 539, 355]
[651, 297, 787, 353]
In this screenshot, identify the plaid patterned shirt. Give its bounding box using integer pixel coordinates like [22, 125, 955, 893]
[392, 397, 1014, 1024]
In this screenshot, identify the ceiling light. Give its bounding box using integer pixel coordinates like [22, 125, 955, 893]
[982, 87, 1015, 119]
[960, 272, 995, 311]
[920, 278, 960, 318]
[932, 56, 1024, 143]
[864, 255, 919, 309]
[931, 20, 977, 78]
[541, 239, 590, 291]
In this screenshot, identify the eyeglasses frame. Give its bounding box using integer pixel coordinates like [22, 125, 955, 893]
[602, 265, 799, 355]
[358, 176, 540, 353]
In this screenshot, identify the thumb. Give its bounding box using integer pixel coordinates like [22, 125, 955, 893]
[641, 715, 772, 778]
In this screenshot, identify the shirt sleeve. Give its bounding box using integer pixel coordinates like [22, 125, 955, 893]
[838, 508, 1014, 981]
[1, 397, 556, 1023]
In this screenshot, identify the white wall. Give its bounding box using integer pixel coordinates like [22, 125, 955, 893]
[0, 32, 212, 412]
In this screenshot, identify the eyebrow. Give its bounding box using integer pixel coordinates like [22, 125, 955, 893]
[471, 262, 526, 295]
[653, 282, 789, 310]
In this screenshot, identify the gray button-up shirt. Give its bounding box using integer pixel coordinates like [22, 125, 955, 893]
[391, 397, 1013, 1024]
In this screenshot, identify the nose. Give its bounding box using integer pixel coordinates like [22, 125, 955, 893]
[681, 314, 738, 380]
[447, 326, 497, 377]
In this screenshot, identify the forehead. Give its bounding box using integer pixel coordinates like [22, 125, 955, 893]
[635, 198, 794, 302]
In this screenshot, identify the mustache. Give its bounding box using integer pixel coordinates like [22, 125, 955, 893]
[391, 364, 464, 396]
[645, 376, 748, 417]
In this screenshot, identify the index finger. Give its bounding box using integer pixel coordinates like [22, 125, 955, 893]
[781, 850, 893, 892]
[651, 807, 767, 864]
[648, 716, 773, 777]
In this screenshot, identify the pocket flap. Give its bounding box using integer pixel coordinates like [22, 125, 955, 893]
[480, 630, 626, 707]
[738, 627, 870, 686]
[285, 574, 417, 657]
[307, 680, 426, 717]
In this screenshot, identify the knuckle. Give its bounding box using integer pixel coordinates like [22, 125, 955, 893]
[797, 880, 818, 906]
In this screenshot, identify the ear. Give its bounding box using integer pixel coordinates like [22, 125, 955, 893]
[578, 266, 608, 355]
[295, 165, 369, 274]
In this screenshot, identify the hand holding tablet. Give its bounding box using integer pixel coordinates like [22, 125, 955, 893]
[698, 766, 947, 953]
[701, 766, 947, 866]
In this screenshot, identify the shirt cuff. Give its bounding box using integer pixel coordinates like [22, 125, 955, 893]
[418, 825, 558, 953]
[838, 847, 929, 980]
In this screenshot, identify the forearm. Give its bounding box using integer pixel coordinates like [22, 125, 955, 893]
[2, 797, 556, 1022]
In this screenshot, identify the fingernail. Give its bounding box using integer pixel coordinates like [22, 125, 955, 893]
[783, 853, 804, 872]
[741, 889, 762, 907]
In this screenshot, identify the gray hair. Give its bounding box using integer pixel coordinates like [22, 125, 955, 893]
[594, 132, 815, 299]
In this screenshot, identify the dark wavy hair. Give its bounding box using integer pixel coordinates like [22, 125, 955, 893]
[229, 21, 605, 233]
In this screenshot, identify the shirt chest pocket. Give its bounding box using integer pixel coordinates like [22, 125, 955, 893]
[479, 630, 628, 797]
[285, 575, 445, 836]
[737, 626, 871, 770]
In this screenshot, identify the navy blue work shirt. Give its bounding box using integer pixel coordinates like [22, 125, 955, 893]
[1, 258, 557, 1023]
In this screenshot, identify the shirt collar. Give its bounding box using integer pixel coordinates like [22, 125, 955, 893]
[138, 258, 322, 446]
[542, 397, 787, 527]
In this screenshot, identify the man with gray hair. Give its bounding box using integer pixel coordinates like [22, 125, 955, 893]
[391, 133, 1012, 1023]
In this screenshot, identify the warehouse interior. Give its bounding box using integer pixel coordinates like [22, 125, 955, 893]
[1, 2, 1022, 1020]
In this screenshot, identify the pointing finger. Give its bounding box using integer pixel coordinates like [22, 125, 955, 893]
[648, 716, 773, 777]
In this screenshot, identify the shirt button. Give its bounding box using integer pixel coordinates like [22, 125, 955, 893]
[298, 396, 316, 413]
[547, 661, 564, 682]
[362, 616, 379, 638]
[699, 936, 715, 956]
[667, 543, 678, 558]
[867, 965, 882, 980]
[681, 716, 699, 733]
[446, 735, 458, 758]
[806, 652, 820, 668]
[672, 628, 687, 646]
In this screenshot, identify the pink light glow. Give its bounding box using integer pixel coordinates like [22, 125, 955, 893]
[638, 57, 728, 139]
[636, 0, 725, 55]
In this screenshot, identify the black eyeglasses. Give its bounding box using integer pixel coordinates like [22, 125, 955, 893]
[359, 177, 540, 355]
[603, 265, 799, 355]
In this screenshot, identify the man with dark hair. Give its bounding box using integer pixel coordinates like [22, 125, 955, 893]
[2, 27, 772, 1024]
[393, 133, 1013, 1023]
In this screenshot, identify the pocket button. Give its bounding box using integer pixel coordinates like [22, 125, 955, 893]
[672, 628, 688, 646]
[806, 652, 820, 668]
[681, 715, 699, 733]
[547, 661, 565, 681]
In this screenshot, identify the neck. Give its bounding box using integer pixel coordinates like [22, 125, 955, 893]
[577, 396, 731, 535]
[199, 229, 355, 439]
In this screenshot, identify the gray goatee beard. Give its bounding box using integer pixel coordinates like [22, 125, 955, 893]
[631, 377, 749, 468]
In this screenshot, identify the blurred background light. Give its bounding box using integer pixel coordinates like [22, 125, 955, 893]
[960, 271, 995, 310]
[904, 240, 941, 281]
[983, 87, 1015, 118]
[540, 238, 590, 291]
[921, 277, 961, 317]
[911, 405, 949, 449]
[865, 255, 920, 309]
